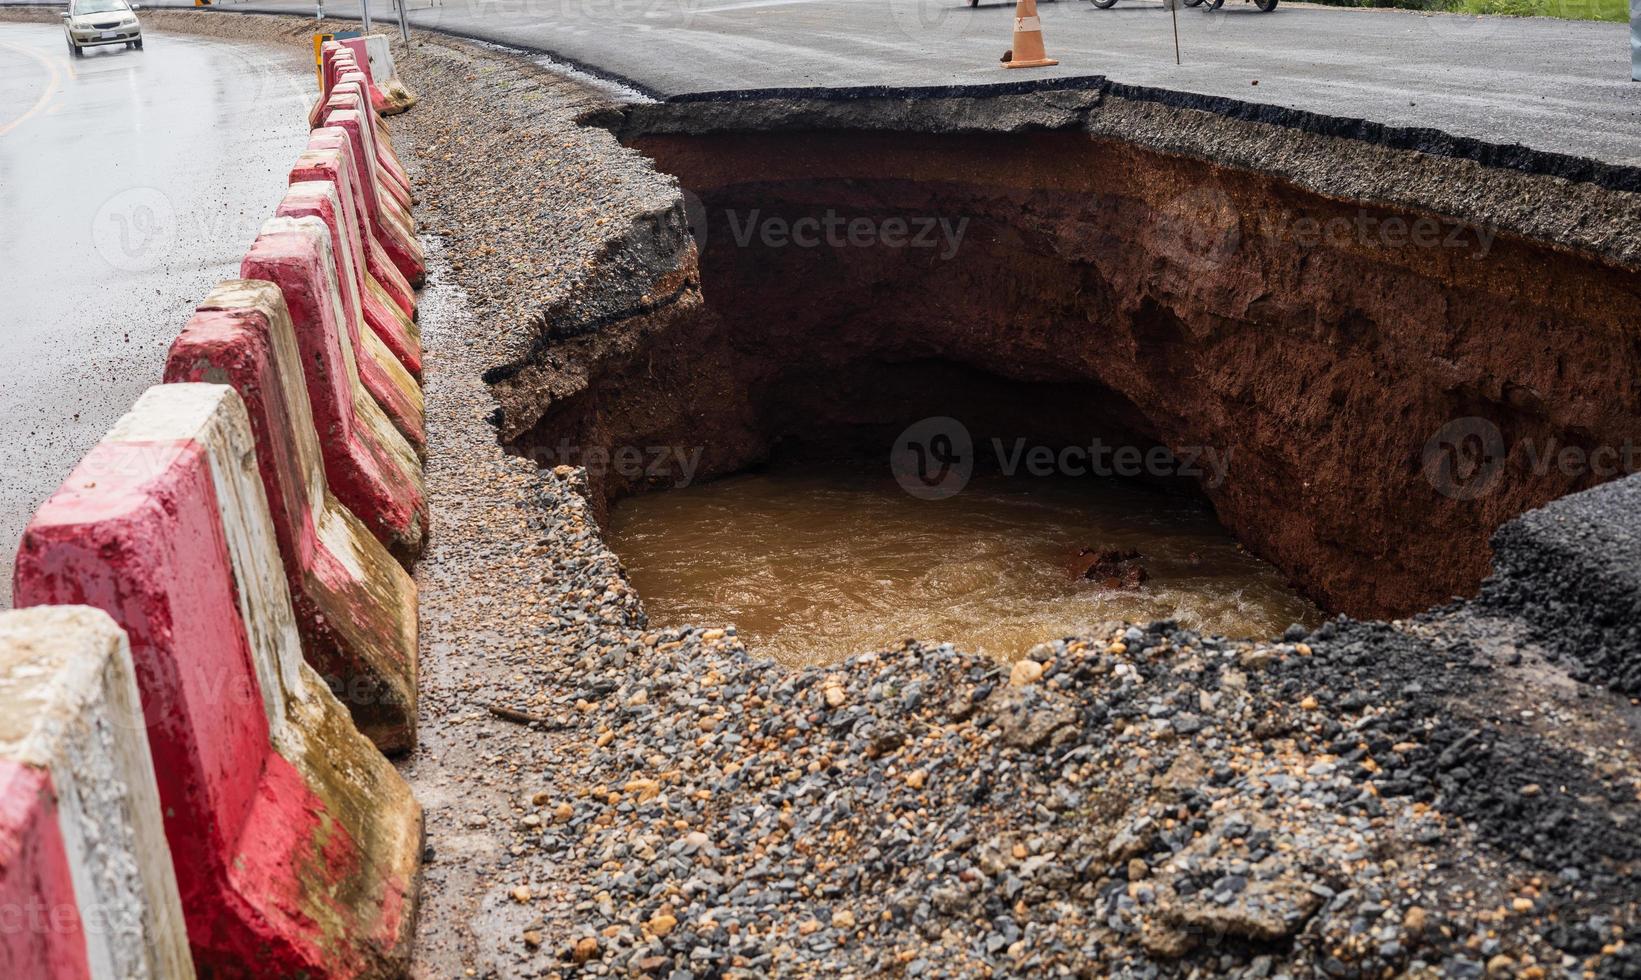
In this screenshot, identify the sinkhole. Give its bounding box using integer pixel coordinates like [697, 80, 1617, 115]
[492, 113, 1640, 665]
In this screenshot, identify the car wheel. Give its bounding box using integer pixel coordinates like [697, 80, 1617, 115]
[1254, 0, 1276, 9]
[134, 37, 143, 49]
[1090, 0, 1118, 8]
[71, 41, 84, 58]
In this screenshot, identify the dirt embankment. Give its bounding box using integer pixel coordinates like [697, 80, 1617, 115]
[490, 110, 1641, 621]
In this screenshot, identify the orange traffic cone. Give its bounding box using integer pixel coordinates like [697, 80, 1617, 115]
[1001, 0, 1057, 69]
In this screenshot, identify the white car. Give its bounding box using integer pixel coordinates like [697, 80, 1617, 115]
[62, 0, 143, 57]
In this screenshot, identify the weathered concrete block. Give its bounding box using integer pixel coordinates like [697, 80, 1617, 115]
[13, 384, 421, 977]
[0, 606, 194, 980]
[242, 216, 428, 564]
[291, 142, 419, 319]
[166, 280, 419, 754]
[275, 185, 425, 451]
[313, 121, 424, 287]
[286, 169, 421, 378]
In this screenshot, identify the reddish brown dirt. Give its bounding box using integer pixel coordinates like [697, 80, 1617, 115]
[503, 130, 1641, 620]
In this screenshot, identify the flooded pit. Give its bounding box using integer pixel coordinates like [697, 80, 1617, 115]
[498, 113, 1640, 652]
[607, 458, 1319, 667]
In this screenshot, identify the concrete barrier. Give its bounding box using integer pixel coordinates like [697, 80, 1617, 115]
[12, 384, 421, 977]
[274, 184, 426, 452]
[291, 142, 419, 322]
[320, 61, 414, 186]
[322, 78, 415, 203]
[310, 125, 426, 288]
[323, 38, 418, 116]
[316, 51, 414, 212]
[318, 94, 416, 241]
[241, 216, 428, 564]
[165, 280, 419, 755]
[326, 87, 416, 217]
[0, 606, 195, 980]
[281, 177, 423, 379]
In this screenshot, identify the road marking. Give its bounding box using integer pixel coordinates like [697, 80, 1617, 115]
[0, 37, 63, 137]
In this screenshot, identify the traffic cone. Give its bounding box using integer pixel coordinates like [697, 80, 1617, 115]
[1001, 0, 1057, 69]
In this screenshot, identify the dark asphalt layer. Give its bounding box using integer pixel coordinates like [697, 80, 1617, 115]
[134, 0, 1641, 167]
[0, 22, 311, 604]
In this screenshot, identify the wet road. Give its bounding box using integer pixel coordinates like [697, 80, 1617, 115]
[140, 0, 1640, 167]
[0, 22, 310, 604]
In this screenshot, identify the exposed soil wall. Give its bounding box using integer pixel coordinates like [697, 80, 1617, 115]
[497, 120, 1641, 619]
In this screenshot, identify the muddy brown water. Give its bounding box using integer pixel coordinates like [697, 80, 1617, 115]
[606, 462, 1321, 667]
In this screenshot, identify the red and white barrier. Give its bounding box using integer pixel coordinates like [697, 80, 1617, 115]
[0, 606, 195, 980]
[165, 280, 420, 754]
[326, 86, 415, 217]
[12, 384, 421, 977]
[323, 37, 417, 116]
[274, 182, 426, 453]
[291, 141, 419, 321]
[314, 115, 423, 281]
[283, 174, 422, 378]
[241, 216, 428, 563]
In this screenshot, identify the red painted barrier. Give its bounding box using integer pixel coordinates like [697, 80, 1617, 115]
[309, 124, 424, 291]
[274, 183, 426, 452]
[0, 763, 87, 979]
[290, 142, 418, 322]
[323, 83, 414, 207]
[241, 217, 428, 563]
[323, 100, 416, 243]
[12, 384, 421, 978]
[165, 280, 419, 754]
[318, 101, 418, 246]
[315, 60, 408, 197]
[0, 607, 194, 980]
[324, 88, 415, 225]
[281, 178, 423, 378]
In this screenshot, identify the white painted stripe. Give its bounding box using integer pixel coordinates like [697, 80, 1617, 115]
[197, 280, 329, 520]
[0, 606, 196, 980]
[1015, 15, 1041, 31]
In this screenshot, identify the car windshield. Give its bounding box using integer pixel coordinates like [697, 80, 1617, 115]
[72, 0, 130, 15]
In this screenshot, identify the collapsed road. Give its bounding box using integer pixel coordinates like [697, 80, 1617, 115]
[377, 24, 1641, 980]
[1, 6, 1635, 977]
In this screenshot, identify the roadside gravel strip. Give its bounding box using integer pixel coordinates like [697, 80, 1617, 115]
[13, 10, 1636, 976]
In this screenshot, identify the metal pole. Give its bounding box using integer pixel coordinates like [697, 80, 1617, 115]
[1171, 3, 1180, 66]
[396, 0, 410, 44]
[361, 0, 371, 33]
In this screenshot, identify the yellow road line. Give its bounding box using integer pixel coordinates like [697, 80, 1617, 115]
[0, 37, 64, 137]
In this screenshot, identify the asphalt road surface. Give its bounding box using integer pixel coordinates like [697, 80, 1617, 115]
[160, 0, 1638, 166]
[0, 21, 310, 604]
